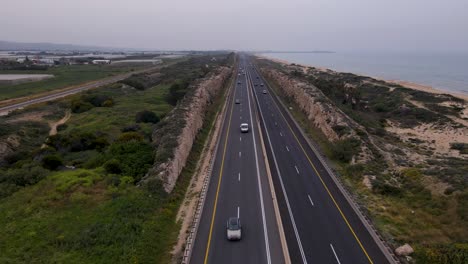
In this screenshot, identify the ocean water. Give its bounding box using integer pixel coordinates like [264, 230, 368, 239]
[259, 52, 468, 95]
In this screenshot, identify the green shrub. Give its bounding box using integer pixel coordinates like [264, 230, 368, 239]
[166, 81, 189, 106]
[457, 192, 468, 220]
[57, 123, 68, 132]
[330, 138, 361, 163]
[106, 141, 153, 181]
[71, 100, 93, 113]
[117, 132, 144, 142]
[42, 154, 63, 170]
[415, 243, 468, 264]
[104, 159, 122, 174]
[135, 110, 160, 124]
[450, 143, 468, 154]
[372, 180, 402, 196]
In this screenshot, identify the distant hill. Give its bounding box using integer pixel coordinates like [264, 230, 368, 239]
[0, 40, 130, 52]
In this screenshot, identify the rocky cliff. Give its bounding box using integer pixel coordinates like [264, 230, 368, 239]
[260, 68, 361, 141]
[142, 66, 232, 193]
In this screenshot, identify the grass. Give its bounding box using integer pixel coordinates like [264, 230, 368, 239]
[0, 64, 148, 101]
[0, 168, 180, 263]
[61, 83, 172, 141]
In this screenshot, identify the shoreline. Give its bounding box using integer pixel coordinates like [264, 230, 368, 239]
[256, 54, 468, 102]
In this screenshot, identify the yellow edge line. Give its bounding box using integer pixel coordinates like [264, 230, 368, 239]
[203, 70, 237, 264]
[269, 79, 374, 264]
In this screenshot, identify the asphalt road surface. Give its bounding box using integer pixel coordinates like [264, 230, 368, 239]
[190, 56, 285, 264]
[246, 55, 392, 264]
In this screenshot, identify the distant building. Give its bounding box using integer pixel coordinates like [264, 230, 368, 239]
[92, 59, 111, 64]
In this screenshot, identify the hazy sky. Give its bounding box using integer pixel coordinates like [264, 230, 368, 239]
[1, 0, 467, 51]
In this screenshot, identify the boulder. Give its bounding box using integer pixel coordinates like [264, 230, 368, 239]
[395, 243, 414, 256]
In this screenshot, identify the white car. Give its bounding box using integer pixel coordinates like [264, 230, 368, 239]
[240, 123, 249, 133]
[226, 217, 242, 241]
[262, 90, 267, 94]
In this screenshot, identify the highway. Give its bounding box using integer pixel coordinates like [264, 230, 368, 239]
[245, 55, 393, 264]
[190, 56, 285, 264]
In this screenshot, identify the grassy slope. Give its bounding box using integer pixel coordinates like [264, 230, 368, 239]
[0, 64, 147, 101]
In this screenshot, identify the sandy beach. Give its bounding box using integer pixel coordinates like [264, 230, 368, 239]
[257, 54, 468, 102]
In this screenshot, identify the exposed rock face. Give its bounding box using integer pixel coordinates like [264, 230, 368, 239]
[0, 135, 20, 165]
[142, 66, 232, 193]
[261, 69, 360, 142]
[395, 243, 414, 256]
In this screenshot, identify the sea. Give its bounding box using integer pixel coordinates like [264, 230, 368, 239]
[258, 52, 468, 96]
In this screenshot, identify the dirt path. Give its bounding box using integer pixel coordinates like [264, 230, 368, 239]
[49, 110, 71, 136]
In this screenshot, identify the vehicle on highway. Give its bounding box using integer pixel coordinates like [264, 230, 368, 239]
[254, 83, 258, 86]
[260, 83, 264, 87]
[262, 90, 267, 94]
[238, 81, 241, 84]
[226, 217, 242, 241]
[256, 76, 259, 79]
[235, 99, 240, 104]
[240, 123, 249, 133]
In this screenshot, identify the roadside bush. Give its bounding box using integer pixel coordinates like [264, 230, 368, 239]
[456, 192, 468, 220]
[414, 244, 468, 264]
[42, 154, 63, 170]
[166, 81, 190, 106]
[71, 99, 93, 113]
[106, 141, 153, 181]
[47, 132, 109, 152]
[450, 142, 468, 154]
[135, 110, 160, 124]
[117, 132, 144, 142]
[121, 124, 141, 132]
[330, 138, 361, 163]
[57, 123, 68, 132]
[82, 94, 114, 107]
[0, 164, 48, 189]
[104, 159, 122, 174]
[372, 180, 402, 196]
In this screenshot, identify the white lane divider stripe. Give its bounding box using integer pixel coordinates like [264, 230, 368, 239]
[308, 195, 315, 206]
[286, 146, 290, 152]
[330, 244, 341, 264]
[295, 165, 300, 174]
[237, 206, 240, 218]
[239, 151, 241, 158]
[238, 172, 241, 182]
